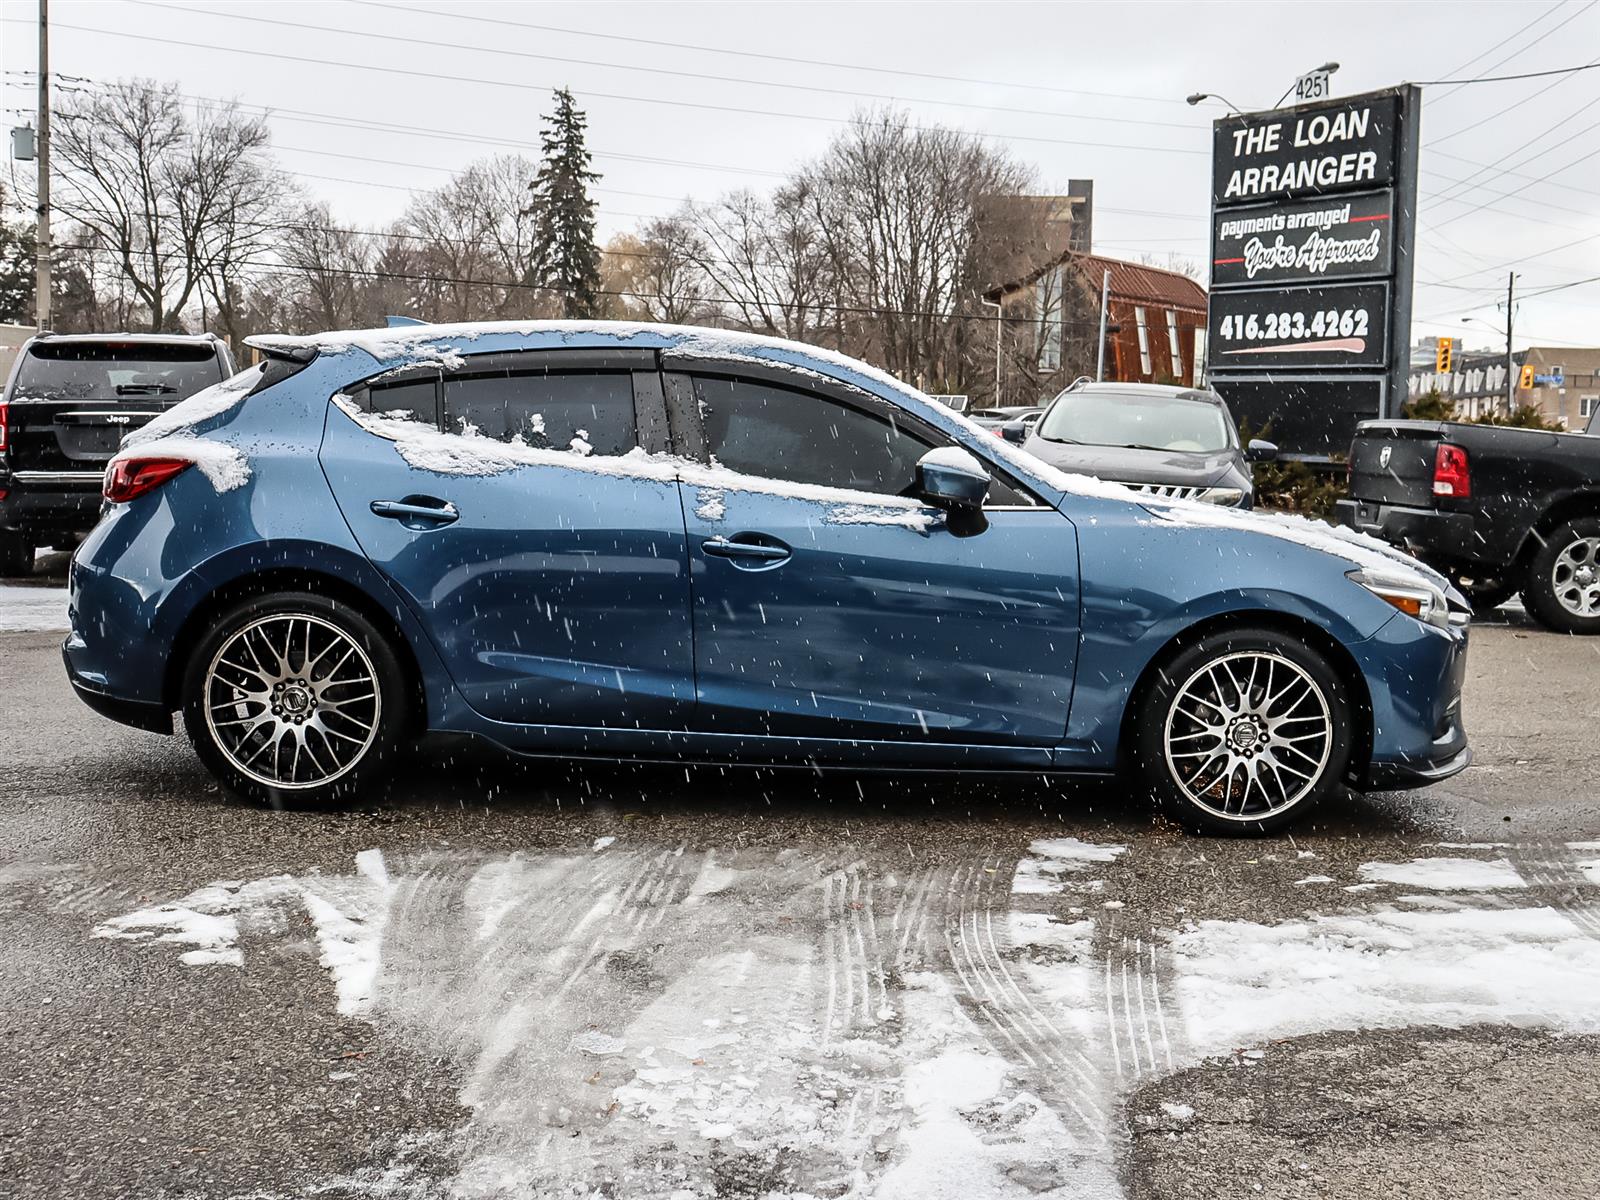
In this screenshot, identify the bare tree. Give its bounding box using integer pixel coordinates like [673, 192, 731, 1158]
[50, 80, 283, 332]
[402, 155, 542, 322]
[604, 215, 712, 324]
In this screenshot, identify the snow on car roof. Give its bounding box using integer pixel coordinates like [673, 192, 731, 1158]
[250, 320, 1442, 586]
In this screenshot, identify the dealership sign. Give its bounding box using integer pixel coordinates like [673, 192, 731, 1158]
[1211, 190, 1392, 288]
[1205, 86, 1420, 456]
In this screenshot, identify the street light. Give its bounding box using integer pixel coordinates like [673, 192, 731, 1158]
[1186, 92, 1245, 115]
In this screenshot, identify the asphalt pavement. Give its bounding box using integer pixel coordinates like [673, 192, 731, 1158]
[2, 556, 1599, 1199]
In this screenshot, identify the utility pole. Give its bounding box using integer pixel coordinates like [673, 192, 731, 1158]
[1094, 268, 1111, 381]
[34, 0, 51, 332]
[981, 297, 1001, 405]
[1504, 271, 1516, 413]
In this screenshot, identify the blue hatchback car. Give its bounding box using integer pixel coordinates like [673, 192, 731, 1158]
[65, 322, 1469, 834]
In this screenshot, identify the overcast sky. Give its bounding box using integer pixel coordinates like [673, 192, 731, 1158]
[3, 0, 1598, 350]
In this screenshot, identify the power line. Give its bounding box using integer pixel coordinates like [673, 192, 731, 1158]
[1417, 59, 1600, 86]
[126, 0, 1207, 135]
[1421, 0, 1599, 97]
[3, 17, 1208, 157]
[1422, 0, 1568, 97]
[344, 0, 1193, 108]
[53, 241, 1114, 328]
[1427, 51, 1600, 146]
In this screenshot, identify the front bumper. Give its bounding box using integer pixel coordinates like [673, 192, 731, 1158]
[1335, 497, 1475, 567]
[1350, 607, 1471, 792]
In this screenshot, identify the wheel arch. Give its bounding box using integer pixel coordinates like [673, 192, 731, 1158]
[162, 566, 429, 734]
[1515, 491, 1600, 570]
[1117, 608, 1375, 784]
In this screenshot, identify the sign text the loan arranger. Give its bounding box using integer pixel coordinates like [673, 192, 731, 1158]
[1211, 95, 1399, 203]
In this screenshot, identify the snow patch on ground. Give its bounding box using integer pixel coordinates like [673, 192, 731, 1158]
[1012, 838, 1126, 895]
[0, 585, 68, 632]
[1359, 857, 1526, 890]
[93, 852, 394, 1015]
[1171, 904, 1600, 1057]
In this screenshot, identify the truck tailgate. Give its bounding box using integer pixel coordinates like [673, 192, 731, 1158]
[1348, 421, 1444, 507]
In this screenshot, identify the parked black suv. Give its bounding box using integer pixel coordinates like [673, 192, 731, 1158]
[1338, 417, 1600, 633]
[0, 333, 234, 575]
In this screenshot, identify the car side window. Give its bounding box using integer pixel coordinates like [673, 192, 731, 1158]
[693, 376, 936, 495]
[359, 377, 441, 427]
[689, 374, 1040, 505]
[442, 371, 637, 455]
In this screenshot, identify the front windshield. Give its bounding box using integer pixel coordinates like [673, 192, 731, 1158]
[15, 342, 223, 401]
[1036, 390, 1233, 453]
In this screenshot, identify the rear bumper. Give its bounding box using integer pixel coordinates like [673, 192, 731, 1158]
[63, 639, 173, 734]
[0, 473, 103, 539]
[1335, 498, 1475, 566]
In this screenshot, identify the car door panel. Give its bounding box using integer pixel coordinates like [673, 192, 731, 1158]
[685, 483, 1080, 743]
[668, 369, 1081, 745]
[319, 359, 694, 730]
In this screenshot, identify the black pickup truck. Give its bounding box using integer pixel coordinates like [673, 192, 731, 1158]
[0, 332, 234, 575]
[1337, 414, 1600, 633]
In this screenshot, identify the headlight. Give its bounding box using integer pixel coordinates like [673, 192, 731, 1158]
[1195, 486, 1245, 506]
[1347, 568, 1450, 629]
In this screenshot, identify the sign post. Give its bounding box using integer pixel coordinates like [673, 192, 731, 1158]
[1204, 85, 1421, 457]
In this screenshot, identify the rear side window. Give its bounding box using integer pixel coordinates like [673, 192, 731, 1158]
[14, 341, 223, 402]
[362, 378, 441, 428]
[443, 371, 636, 455]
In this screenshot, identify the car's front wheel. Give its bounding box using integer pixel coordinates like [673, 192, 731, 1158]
[1133, 628, 1354, 835]
[182, 592, 408, 806]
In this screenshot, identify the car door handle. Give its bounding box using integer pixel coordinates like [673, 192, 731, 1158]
[370, 498, 459, 526]
[702, 535, 791, 562]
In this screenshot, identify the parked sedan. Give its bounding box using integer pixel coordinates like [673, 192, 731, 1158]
[1022, 381, 1276, 507]
[966, 405, 1042, 433]
[65, 322, 1469, 834]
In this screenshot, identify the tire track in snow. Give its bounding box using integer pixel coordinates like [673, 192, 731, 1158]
[943, 857, 1110, 1146]
[1100, 924, 1180, 1085]
[1508, 841, 1600, 940]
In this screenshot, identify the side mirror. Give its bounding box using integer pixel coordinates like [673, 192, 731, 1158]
[916, 447, 991, 510]
[1246, 438, 1278, 463]
[916, 447, 992, 537]
[999, 419, 1029, 444]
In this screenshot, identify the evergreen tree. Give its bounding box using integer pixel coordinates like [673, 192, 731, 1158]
[528, 88, 602, 319]
[0, 218, 35, 326]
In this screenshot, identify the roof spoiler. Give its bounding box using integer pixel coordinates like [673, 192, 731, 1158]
[243, 335, 318, 365]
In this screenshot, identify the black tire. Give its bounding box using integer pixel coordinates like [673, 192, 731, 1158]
[1522, 517, 1600, 635]
[1131, 627, 1354, 836]
[0, 531, 34, 577]
[181, 591, 408, 807]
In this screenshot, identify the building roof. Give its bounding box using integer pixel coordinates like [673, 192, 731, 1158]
[1075, 254, 1207, 311]
[985, 251, 1207, 311]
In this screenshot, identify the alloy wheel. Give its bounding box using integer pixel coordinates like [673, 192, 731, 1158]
[1162, 650, 1333, 822]
[1551, 536, 1600, 618]
[202, 613, 382, 790]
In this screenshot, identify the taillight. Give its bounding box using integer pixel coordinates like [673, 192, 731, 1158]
[1433, 443, 1470, 499]
[0, 402, 8, 452]
[103, 457, 193, 503]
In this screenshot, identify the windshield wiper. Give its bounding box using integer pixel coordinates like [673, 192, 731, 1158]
[115, 383, 177, 395]
[1114, 443, 1177, 452]
[1037, 434, 1081, 444]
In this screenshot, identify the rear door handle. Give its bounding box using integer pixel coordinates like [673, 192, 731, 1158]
[370, 497, 459, 527]
[703, 535, 791, 563]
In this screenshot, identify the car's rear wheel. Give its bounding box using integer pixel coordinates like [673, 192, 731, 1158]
[1523, 517, 1600, 635]
[1133, 628, 1353, 835]
[182, 592, 407, 806]
[0, 531, 34, 577]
